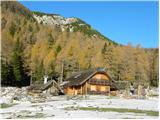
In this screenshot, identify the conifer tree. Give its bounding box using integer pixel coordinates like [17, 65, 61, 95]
[11, 39, 25, 86]
[1, 58, 15, 85]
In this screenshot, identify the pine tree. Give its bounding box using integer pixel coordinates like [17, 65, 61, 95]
[1, 58, 15, 85]
[1, 59, 10, 82]
[11, 39, 25, 86]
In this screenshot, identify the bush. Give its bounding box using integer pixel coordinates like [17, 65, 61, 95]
[56, 45, 61, 53]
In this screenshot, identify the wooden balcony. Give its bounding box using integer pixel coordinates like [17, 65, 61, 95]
[88, 90, 110, 95]
[88, 78, 111, 86]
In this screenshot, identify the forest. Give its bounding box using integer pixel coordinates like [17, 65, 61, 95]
[1, 1, 159, 87]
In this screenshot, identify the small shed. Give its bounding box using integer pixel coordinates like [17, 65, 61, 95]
[29, 79, 63, 95]
[63, 68, 117, 95]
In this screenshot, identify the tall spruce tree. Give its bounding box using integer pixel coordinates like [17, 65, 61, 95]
[11, 39, 25, 86]
[1, 58, 15, 85]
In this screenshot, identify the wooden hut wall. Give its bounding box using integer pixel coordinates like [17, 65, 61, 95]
[64, 73, 112, 95]
[65, 83, 110, 95]
[65, 83, 86, 95]
[92, 73, 109, 80]
[64, 86, 74, 95]
[87, 83, 110, 95]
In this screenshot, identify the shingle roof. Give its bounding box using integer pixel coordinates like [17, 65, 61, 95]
[40, 80, 53, 91]
[64, 67, 111, 86]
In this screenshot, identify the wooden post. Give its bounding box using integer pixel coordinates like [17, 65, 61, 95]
[81, 86, 82, 95]
[85, 82, 88, 95]
[73, 87, 75, 95]
[109, 86, 111, 96]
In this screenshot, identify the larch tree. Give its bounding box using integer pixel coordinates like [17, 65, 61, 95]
[134, 45, 150, 86]
[120, 44, 136, 81]
[43, 49, 56, 76]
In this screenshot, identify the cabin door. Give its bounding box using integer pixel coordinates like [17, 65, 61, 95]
[74, 90, 78, 95]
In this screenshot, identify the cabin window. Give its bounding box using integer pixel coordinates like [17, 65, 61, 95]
[100, 86, 106, 91]
[90, 85, 96, 91]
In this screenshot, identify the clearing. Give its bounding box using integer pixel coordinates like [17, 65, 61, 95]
[0, 95, 159, 119]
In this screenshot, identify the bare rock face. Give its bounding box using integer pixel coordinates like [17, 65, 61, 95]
[33, 14, 79, 32]
[33, 14, 78, 25]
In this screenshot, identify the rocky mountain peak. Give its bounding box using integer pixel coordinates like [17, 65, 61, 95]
[33, 12, 80, 32]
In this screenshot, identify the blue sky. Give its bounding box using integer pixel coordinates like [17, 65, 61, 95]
[19, 1, 158, 48]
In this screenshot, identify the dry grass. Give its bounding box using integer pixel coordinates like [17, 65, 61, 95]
[79, 107, 159, 116]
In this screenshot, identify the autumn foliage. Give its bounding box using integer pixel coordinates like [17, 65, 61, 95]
[1, 1, 159, 87]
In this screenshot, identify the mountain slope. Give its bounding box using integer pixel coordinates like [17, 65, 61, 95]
[1, 1, 117, 82]
[33, 11, 118, 44]
[1, 1, 158, 87]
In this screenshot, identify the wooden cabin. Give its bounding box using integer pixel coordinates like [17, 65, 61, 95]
[63, 68, 117, 95]
[29, 79, 63, 95]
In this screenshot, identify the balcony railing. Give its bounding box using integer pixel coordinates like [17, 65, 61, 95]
[88, 90, 110, 95]
[88, 78, 111, 86]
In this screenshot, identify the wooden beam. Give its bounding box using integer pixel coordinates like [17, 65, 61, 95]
[73, 87, 75, 95]
[81, 85, 82, 95]
[85, 82, 88, 95]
